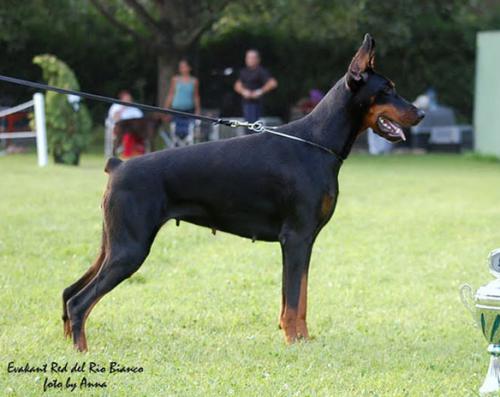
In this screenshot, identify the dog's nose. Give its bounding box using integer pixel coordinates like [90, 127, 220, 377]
[416, 108, 425, 121]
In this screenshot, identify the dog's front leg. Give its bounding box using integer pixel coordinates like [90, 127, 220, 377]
[279, 233, 313, 343]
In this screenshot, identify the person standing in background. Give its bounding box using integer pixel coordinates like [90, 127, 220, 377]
[165, 59, 201, 115]
[165, 59, 201, 144]
[234, 49, 278, 126]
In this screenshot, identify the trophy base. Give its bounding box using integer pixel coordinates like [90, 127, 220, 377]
[480, 345, 500, 396]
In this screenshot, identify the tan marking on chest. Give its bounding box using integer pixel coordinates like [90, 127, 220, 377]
[320, 194, 335, 219]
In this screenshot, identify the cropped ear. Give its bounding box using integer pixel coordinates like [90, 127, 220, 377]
[347, 33, 376, 90]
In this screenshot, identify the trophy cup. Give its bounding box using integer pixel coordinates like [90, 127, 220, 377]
[461, 249, 500, 396]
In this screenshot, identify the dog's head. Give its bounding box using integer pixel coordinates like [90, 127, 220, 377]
[346, 34, 425, 142]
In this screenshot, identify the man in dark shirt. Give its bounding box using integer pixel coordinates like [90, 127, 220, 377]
[234, 49, 278, 126]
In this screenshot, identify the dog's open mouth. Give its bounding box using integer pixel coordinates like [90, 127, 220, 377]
[376, 116, 406, 141]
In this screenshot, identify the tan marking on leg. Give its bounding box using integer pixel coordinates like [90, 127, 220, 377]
[296, 273, 309, 339]
[74, 296, 103, 352]
[64, 249, 106, 339]
[282, 306, 298, 344]
[279, 294, 285, 330]
[64, 320, 72, 339]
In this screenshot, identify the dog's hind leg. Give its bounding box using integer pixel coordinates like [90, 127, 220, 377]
[62, 253, 104, 338]
[67, 241, 150, 351]
[67, 189, 164, 352]
[61, 230, 106, 339]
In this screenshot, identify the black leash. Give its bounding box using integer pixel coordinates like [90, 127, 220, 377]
[0, 74, 343, 161]
[0, 74, 231, 126]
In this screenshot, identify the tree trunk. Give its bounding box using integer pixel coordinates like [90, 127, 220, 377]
[157, 51, 181, 106]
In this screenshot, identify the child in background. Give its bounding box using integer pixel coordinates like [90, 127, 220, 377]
[106, 90, 144, 158]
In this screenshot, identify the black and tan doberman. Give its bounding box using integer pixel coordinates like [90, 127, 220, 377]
[62, 34, 424, 351]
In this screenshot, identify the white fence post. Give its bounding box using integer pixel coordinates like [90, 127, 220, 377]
[33, 93, 48, 167]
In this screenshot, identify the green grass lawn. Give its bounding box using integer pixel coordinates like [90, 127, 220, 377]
[1, 152, 499, 396]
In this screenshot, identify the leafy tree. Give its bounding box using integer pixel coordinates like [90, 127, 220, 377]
[1, 0, 499, 123]
[211, 0, 500, 120]
[89, 0, 231, 105]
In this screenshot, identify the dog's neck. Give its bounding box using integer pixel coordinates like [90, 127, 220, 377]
[291, 76, 364, 160]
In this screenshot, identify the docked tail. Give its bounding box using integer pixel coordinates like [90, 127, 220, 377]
[104, 157, 123, 174]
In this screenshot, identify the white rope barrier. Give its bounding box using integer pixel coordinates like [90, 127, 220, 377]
[0, 131, 37, 139]
[0, 93, 47, 166]
[0, 99, 34, 118]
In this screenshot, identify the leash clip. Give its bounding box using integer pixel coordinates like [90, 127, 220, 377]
[227, 119, 266, 133]
[248, 121, 265, 133]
